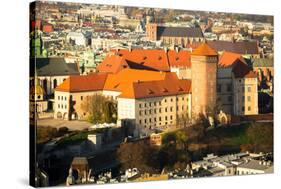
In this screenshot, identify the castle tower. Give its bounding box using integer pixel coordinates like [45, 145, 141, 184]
[191, 43, 218, 119]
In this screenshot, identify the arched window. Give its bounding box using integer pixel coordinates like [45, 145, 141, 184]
[43, 79, 47, 93]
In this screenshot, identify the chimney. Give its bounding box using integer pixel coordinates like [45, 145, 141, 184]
[175, 46, 179, 53]
[164, 46, 168, 53]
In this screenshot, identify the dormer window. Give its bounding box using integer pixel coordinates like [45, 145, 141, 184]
[158, 56, 162, 60]
[148, 89, 154, 94]
[163, 88, 168, 93]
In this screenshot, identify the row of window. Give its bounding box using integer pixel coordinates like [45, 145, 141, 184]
[58, 96, 67, 101]
[217, 84, 232, 93]
[139, 105, 189, 115]
[139, 97, 189, 108]
[139, 115, 174, 124]
[58, 104, 67, 109]
[242, 96, 252, 102]
[241, 106, 252, 112]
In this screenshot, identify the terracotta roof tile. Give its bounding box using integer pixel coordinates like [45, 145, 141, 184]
[55, 73, 108, 92]
[191, 43, 218, 56]
[125, 79, 191, 99]
[168, 50, 191, 67]
[98, 49, 192, 73]
[96, 54, 128, 74]
[219, 51, 246, 68]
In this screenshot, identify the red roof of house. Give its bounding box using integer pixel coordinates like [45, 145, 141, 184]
[55, 69, 191, 98]
[96, 54, 128, 74]
[168, 50, 191, 67]
[97, 49, 192, 74]
[191, 43, 218, 56]
[219, 51, 246, 68]
[127, 79, 191, 99]
[55, 73, 108, 92]
[123, 49, 170, 71]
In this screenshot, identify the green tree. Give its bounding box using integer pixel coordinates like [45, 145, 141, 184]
[116, 141, 159, 173]
[81, 94, 117, 124]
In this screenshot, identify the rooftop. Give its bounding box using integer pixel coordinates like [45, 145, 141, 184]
[191, 43, 218, 56]
[157, 26, 203, 38]
[31, 57, 80, 76]
[218, 51, 246, 68]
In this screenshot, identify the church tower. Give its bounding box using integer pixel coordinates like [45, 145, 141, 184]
[191, 43, 218, 119]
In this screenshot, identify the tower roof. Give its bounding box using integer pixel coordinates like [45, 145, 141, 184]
[191, 43, 218, 56]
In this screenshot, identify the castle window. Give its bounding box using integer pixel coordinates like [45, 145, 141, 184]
[248, 106, 251, 111]
[58, 96, 60, 100]
[139, 104, 142, 108]
[228, 96, 232, 102]
[248, 87, 252, 92]
[165, 116, 168, 121]
[139, 120, 142, 124]
[227, 84, 232, 92]
[217, 84, 222, 93]
[247, 96, 251, 102]
[81, 96, 83, 101]
[170, 115, 173, 120]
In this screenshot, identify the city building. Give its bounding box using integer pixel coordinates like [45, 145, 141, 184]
[55, 43, 259, 129]
[146, 23, 204, 47]
[31, 57, 80, 96]
[188, 40, 261, 58]
[54, 69, 192, 132]
[217, 52, 258, 118]
[191, 152, 273, 177]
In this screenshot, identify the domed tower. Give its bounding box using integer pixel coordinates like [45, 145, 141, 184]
[30, 76, 45, 102]
[191, 43, 218, 119]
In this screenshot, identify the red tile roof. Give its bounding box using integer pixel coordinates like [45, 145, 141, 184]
[219, 51, 246, 68]
[126, 79, 191, 99]
[123, 49, 170, 71]
[55, 69, 191, 98]
[96, 54, 128, 74]
[55, 73, 108, 92]
[97, 49, 192, 74]
[191, 43, 218, 56]
[168, 50, 191, 67]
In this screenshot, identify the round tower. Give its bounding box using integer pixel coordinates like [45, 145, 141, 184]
[191, 43, 218, 119]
